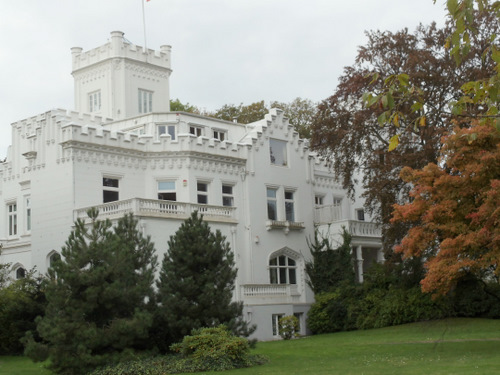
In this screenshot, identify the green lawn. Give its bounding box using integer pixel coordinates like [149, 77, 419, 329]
[2, 318, 500, 375]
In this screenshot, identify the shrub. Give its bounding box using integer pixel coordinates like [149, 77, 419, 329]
[89, 326, 268, 375]
[278, 315, 300, 340]
[356, 286, 450, 329]
[170, 325, 252, 371]
[307, 292, 344, 334]
[451, 276, 500, 318]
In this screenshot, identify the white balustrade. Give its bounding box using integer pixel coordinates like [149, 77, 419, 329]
[241, 284, 302, 304]
[74, 198, 236, 222]
[314, 204, 342, 224]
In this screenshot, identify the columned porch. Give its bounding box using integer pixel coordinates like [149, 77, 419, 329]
[314, 205, 384, 283]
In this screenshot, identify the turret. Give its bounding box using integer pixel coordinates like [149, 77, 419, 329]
[71, 31, 172, 120]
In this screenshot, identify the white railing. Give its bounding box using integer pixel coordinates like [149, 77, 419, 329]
[346, 220, 382, 237]
[241, 284, 302, 304]
[74, 198, 237, 222]
[314, 204, 342, 224]
[314, 205, 381, 238]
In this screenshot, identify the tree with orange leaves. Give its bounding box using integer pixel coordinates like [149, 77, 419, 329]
[391, 121, 500, 297]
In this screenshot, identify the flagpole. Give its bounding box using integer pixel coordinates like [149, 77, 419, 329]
[142, 0, 148, 51]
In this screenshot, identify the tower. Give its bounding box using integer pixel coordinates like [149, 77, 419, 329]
[71, 31, 172, 120]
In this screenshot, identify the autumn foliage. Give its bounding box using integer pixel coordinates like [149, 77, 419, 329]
[392, 122, 500, 296]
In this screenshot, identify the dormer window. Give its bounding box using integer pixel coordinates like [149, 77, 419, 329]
[190, 126, 203, 137]
[213, 130, 226, 141]
[158, 125, 176, 140]
[89, 91, 101, 112]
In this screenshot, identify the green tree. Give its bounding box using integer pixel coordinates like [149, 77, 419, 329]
[213, 101, 268, 124]
[169, 98, 201, 114]
[305, 229, 355, 294]
[271, 97, 317, 139]
[155, 211, 249, 351]
[25, 209, 158, 375]
[0, 272, 46, 355]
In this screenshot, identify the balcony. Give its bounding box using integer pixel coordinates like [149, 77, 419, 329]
[74, 198, 237, 223]
[241, 284, 303, 304]
[314, 205, 381, 239]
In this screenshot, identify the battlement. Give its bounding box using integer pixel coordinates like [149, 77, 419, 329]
[11, 109, 112, 131]
[60, 122, 249, 162]
[71, 31, 171, 72]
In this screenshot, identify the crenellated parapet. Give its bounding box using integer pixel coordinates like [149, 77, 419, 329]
[71, 31, 171, 73]
[59, 122, 250, 163]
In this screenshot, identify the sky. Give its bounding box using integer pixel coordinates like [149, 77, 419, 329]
[0, 0, 448, 157]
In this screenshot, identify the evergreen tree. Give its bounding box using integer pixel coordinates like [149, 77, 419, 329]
[155, 211, 249, 351]
[305, 228, 355, 294]
[25, 209, 158, 375]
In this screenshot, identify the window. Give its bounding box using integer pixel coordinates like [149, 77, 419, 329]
[138, 89, 153, 113]
[284, 190, 295, 222]
[272, 314, 285, 336]
[293, 313, 303, 333]
[222, 184, 234, 207]
[158, 125, 176, 140]
[269, 139, 287, 166]
[190, 126, 202, 137]
[26, 197, 31, 232]
[49, 253, 61, 268]
[8, 202, 17, 236]
[213, 130, 226, 141]
[269, 255, 297, 284]
[356, 209, 365, 221]
[158, 181, 176, 201]
[314, 195, 324, 206]
[89, 91, 101, 112]
[15, 267, 26, 280]
[333, 197, 342, 206]
[103, 177, 119, 203]
[197, 182, 208, 204]
[267, 188, 278, 220]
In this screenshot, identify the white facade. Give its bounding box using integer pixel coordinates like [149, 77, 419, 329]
[0, 32, 382, 341]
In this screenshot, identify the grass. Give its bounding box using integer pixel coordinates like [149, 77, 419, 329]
[2, 318, 500, 375]
[0, 355, 51, 375]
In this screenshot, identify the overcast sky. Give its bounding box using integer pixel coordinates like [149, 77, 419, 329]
[0, 0, 448, 157]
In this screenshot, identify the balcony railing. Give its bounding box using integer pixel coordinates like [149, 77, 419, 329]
[74, 198, 237, 223]
[314, 204, 342, 224]
[314, 205, 382, 238]
[241, 284, 302, 304]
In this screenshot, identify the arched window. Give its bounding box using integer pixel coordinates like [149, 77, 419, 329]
[269, 255, 296, 284]
[16, 267, 26, 279]
[49, 252, 61, 268]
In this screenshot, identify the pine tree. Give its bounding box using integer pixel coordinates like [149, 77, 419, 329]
[155, 211, 248, 350]
[25, 209, 158, 375]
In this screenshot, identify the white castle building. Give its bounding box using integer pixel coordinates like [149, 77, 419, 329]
[0, 31, 382, 340]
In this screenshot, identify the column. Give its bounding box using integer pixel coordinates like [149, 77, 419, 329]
[356, 245, 363, 283]
[377, 247, 385, 263]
